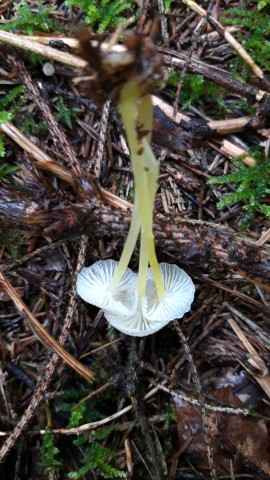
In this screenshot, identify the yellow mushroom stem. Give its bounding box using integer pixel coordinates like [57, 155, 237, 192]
[109, 78, 165, 302]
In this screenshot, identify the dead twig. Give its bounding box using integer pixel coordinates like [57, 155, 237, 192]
[161, 49, 267, 102]
[0, 30, 86, 68]
[173, 0, 216, 116]
[0, 270, 94, 383]
[0, 121, 131, 210]
[227, 317, 270, 401]
[9, 56, 83, 177]
[173, 322, 217, 480]
[39, 386, 159, 436]
[0, 236, 91, 462]
[153, 97, 257, 166]
[181, 0, 270, 88]
[157, 384, 251, 416]
[92, 99, 111, 179]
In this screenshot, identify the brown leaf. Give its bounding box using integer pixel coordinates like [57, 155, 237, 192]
[220, 416, 270, 475]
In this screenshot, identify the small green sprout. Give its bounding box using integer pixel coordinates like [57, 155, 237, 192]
[56, 97, 82, 129]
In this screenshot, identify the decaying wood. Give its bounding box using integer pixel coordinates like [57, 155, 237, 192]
[1, 183, 269, 281]
[153, 97, 258, 166]
[161, 51, 268, 103]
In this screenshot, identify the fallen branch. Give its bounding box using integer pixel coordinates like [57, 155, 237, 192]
[161, 49, 267, 103]
[0, 121, 131, 211]
[0, 268, 94, 383]
[1, 188, 269, 281]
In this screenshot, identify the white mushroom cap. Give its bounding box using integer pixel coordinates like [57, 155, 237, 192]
[77, 260, 195, 337]
[103, 309, 147, 337]
[77, 260, 138, 315]
[143, 263, 195, 322]
[105, 263, 195, 336]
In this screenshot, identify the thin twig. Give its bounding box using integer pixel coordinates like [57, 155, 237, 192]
[2, 240, 66, 271]
[174, 322, 217, 480]
[181, 0, 270, 87]
[9, 56, 82, 177]
[37, 386, 159, 436]
[227, 317, 270, 401]
[0, 269, 94, 382]
[157, 384, 251, 416]
[0, 236, 90, 461]
[92, 99, 111, 178]
[173, 0, 216, 116]
[0, 31, 134, 68]
[153, 96, 257, 167]
[0, 121, 131, 210]
[161, 50, 267, 102]
[0, 30, 86, 68]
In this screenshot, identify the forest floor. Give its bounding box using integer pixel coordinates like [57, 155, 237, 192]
[0, 1, 270, 479]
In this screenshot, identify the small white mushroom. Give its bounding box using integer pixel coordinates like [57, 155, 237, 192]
[77, 260, 195, 337]
[42, 62, 55, 76]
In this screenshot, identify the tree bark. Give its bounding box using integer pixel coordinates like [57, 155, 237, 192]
[1, 188, 269, 282]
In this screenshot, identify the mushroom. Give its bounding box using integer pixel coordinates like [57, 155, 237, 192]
[76, 31, 196, 336]
[77, 261, 195, 337]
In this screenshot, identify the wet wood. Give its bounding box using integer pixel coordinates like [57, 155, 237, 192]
[1, 187, 269, 281]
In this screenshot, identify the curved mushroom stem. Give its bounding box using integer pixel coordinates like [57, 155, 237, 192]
[109, 78, 165, 302]
[108, 196, 140, 291]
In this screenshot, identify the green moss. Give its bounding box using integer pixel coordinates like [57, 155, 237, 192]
[0, 86, 26, 110]
[164, 0, 172, 13]
[164, 406, 177, 430]
[168, 72, 226, 114]
[55, 389, 125, 479]
[0, 111, 13, 125]
[65, 0, 133, 33]
[0, 0, 61, 34]
[230, 98, 256, 115]
[0, 111, 14, 158]
[69, 429, 126, 479]
[0, 86, 30, 157]
[56, 97, 82, 129]
[0, 160, 19, 173]
[258, 0, 270, 9]
[39, 427, 62, 475]
[21, 115, 48, 136]
[222, 4, 270, 74]
[208, 148, 270, 225]
[0, 228, 26, 260]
